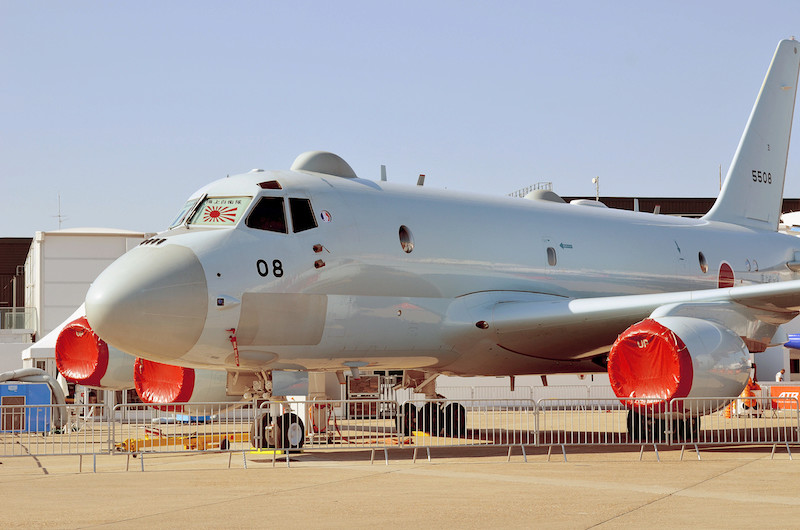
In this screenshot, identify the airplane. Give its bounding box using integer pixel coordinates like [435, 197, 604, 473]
[77, 39, 800, 445]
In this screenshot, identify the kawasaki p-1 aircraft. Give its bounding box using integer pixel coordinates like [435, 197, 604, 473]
[60, 39, 800, 444]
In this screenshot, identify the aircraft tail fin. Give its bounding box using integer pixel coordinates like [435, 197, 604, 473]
[703, 39, 800, 230]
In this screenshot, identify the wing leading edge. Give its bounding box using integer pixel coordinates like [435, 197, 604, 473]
[468, 279, 800, 360]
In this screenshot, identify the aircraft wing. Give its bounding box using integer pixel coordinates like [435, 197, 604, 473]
[472, 279, 800, 358]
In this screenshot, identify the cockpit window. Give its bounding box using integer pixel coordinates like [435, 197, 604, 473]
[289, 198, 318, 233]
[245, 197, 287, 233]
[168, 199, 200, 229]
[187, 196, 252, 227]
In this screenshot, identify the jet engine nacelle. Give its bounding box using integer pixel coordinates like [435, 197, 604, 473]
[134, 358, 241, 414]
[56, 317, 135, 390]
[607, 316, 750, 414]
[57, 316, 241, 415]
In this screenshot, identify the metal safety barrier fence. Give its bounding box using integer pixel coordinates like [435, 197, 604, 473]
[1, 396, 798, 469]
[112, 402, 257, 455]
[247, 398, 540, 464]
[0, 403, 111, 459]
[537, 396, 800, 460]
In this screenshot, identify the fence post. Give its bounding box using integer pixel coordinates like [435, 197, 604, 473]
[667, 404, 673, 446]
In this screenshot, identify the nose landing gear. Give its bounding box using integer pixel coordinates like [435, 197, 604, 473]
[240, 371, 306, 451]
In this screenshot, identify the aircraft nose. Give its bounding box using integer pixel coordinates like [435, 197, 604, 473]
[85, 244, 208, 361]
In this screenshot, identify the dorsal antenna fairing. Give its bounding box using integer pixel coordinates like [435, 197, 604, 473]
[290, 151, 358, 179]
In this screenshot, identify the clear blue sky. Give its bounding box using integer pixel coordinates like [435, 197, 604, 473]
[2, 1, 800, 236]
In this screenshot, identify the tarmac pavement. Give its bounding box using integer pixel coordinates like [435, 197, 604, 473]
[1, 445, 799, 528]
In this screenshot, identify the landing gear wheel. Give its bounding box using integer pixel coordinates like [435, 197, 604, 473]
[277, 412, 305, 451]
[442, 403, 466, 437]
[417, 402, 442, 436]
[250, 413, 273, 448]
[397, 402, 417, 435]
[675, 417, 699, 442]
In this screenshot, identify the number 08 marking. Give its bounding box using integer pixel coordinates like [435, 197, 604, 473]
[256, 259, 284, 278]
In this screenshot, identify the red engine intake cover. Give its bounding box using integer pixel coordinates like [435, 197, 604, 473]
[608, 319, 694, 408]
[134, 358, 195, 411]
[55, 316, 109, 387]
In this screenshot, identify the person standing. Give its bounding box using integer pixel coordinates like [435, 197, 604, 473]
[776, 368, 786, 382]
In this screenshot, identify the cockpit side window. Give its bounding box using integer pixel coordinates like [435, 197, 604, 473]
[289, 198, 318, 233]
[169, 198, 200, 229]
[246, 197, 287, 233]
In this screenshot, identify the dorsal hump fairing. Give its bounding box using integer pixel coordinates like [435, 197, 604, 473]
[703, 39, 800, 231]
[290, 151, 358, 179]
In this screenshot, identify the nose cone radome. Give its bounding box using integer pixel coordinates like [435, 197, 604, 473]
[85, 244, 208, 362]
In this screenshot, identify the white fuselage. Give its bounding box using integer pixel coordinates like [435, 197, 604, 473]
[85, 169, 800, 377]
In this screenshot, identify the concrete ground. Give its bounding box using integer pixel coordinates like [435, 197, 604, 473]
[0, 444, 798, 528]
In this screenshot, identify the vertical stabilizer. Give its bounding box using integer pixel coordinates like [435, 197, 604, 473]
[703, 39, 800, 230]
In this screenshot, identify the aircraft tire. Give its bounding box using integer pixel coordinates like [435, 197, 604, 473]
[675, 417, 699, 442]
[442, 403, 466, 437]
[397, 402, 417, 435]
[417, 402, 442, 435]
[278, 412, 305, 451]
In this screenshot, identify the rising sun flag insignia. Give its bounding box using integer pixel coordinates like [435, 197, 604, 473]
[203, 205, 238, 223]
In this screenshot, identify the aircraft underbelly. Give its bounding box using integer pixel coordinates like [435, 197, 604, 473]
[228, 292, 616, 375]
[494, 317, 628, 359]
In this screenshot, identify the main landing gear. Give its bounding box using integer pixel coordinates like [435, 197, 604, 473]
[626, 410, 698, 443]
[238, 371, 306, 451]
[396, 402, 467, 437]
[395, 370, 468, 437]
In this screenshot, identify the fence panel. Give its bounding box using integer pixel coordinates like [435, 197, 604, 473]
[253, 399, 401, 450]
[670, 396, 800, 446]
[398, 398, 537, 449]
[249, 398, 538, 452]
[0, 404, 111, 456]
[112, 402, 255, 455]
[537, 398, 666, 446]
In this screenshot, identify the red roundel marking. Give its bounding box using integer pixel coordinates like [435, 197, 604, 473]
[134, 358, 195, 411]
[718, 262, 734, 288]
[55, 317, 109, 387]
[607, 319, 694, 410]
